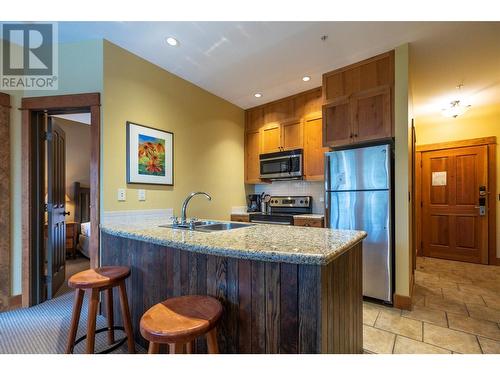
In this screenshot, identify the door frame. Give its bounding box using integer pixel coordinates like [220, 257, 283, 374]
[0, 93, 11, 311]
[21, 93, 101, 307]
[414, 136, 497, 265]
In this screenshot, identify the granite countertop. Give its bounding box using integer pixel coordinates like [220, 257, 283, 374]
[100, 219, 366, 265]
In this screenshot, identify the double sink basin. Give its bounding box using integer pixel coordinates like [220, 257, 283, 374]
[160, 220, 253, 233]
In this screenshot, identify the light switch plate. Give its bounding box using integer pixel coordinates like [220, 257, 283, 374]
[117, 188, 126, 201]
[138, 189, 146, 201]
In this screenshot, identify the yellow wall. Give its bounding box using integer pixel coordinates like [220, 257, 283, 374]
[416, 103, 500, 257]
[394, 44, 412, 297]
[102, 41, 246, 220]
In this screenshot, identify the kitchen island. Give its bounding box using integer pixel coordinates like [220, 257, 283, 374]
[100, 220, 366, 354]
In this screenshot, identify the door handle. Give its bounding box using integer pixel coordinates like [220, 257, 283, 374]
[62, 211, 70, 216]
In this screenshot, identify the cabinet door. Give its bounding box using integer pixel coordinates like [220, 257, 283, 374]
[246, 107, 264, 131]
[281, 118, 303, 151]
[245, 129, 261, 183]
[261, 123, 282, 153]
[304, 116, 328, 180]
[351, 86, 392, 143]
[322, 96, 352, 148]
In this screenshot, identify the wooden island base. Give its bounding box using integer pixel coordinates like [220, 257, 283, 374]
[101, 232, 363, 354]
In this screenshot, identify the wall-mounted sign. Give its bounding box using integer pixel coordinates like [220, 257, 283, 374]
[432, 171, 447, 186]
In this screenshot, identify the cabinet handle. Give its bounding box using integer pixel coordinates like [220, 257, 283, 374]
[354, 133, 358, 138]
[350, 133, 353, 138]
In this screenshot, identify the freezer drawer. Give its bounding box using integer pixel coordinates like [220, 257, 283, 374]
[325, 144, 390, 191]
[327, 190, 392, 302]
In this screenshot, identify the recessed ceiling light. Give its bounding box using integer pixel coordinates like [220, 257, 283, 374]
[166, 37, 179, 47]
[254, 93, 263, 98]
[302, 76, 311, 82]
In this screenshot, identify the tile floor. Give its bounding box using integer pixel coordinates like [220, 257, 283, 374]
[363, 256, 500, 354]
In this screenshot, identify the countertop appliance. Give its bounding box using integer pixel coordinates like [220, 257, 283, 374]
[259, 149, 303, 180]
[325, 144, 393, 303]
[249, 195, 312, 225]
[247, 194, 262, 213]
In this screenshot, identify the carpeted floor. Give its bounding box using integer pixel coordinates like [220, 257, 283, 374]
[0, 256, 143, 354]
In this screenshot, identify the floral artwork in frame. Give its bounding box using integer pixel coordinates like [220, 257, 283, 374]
[126, 122, 173, 185]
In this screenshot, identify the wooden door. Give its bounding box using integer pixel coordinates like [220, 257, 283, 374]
[46, 116, 67, 299]
[245, 129, 261, 183]
[351, 86, 392, 143]
[421, 145, 489, 264]
[322, 97, 352, 148]
[281, 118, 303, 151]
[304, 115, 328, 180]
[261, 123, 281, 153]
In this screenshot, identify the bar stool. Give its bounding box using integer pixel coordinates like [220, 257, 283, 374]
[140, 295, 223, 354]
[66, 266, 135, 354]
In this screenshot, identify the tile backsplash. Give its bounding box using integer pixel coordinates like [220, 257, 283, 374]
[253, 180, 325, 214]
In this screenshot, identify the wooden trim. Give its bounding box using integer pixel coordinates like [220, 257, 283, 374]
[20, 93, 100, 110]
[488, 143, 497, 266]
[21, 93, 101, 307]
[393, 293, 412, 311]
[416, 136, 497, 152]
[0, 93, 11, 311]
[245, 87, 321, 112]
[89, 105, 100, 269]
[9, 294, 22, 309]
[497, 258, 500, 266]
[415, 151, 422, 257]
[0, 92, 11, 107]
[21, 110, 31, 307]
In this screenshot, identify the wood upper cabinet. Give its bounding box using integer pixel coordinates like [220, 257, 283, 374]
[246, 107, 264, 131]
[281, 118, 303, 150]
[245, 129, 261, 183]
[244, 87, 323, 182]
[304, 115, 328, 180]
[261, 118, 303, 154]
[322, 97, 352, 148]
[351, 86, 392, 143]
[322, 51, 394, 148]
[261, 123, 282, 153]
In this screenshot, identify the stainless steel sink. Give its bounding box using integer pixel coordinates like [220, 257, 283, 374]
[160, 221, 253, 232]
[194, 222, 253, 232]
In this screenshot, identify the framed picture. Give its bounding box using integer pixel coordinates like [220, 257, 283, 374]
[126, 121, 173, 185]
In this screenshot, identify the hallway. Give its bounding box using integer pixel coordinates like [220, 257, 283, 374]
[363, 257, 500, 354]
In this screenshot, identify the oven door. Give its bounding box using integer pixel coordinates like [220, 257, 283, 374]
[249, 214, 293, 225]
[260, 154, 302, 179]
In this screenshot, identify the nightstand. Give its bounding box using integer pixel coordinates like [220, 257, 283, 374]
[66, 222, 78, 259]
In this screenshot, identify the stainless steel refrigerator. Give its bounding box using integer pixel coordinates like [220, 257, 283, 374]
[325, 144, 393, 303]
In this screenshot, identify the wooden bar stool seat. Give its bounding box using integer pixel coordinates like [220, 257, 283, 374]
[66, 266, 135, 354]
[140, 295, 223, 354]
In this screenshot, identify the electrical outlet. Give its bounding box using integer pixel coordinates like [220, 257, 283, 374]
[117, 188, 126, 201]
[138, 189, 146, 201]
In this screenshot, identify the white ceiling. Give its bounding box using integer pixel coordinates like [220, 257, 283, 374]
[58, 22, 500, 114]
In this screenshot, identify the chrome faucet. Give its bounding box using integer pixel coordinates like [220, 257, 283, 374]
[180, 192, 212, 224]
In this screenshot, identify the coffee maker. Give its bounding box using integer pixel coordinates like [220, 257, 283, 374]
[247, 194, 261, 212]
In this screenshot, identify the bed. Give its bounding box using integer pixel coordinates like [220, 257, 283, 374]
[74, 182, 91, 259]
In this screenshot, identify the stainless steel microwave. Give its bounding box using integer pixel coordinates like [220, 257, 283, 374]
[259, 149, 303, 180]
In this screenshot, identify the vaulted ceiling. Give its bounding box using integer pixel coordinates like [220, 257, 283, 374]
[58, 21, 500, 117]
